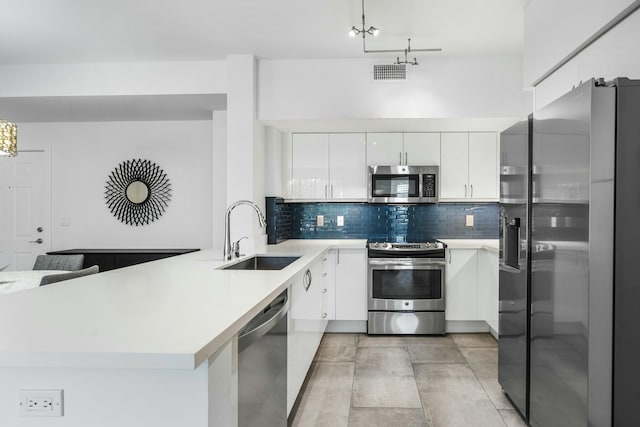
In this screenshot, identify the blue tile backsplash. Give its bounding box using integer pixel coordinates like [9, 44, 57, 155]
[266, 198, 499, 243]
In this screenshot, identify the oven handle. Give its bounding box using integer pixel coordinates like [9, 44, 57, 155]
[368, 258, 446, 266]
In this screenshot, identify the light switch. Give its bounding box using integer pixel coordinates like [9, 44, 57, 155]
[317, 215, 324, 227]
[337, 216, 344, 226]
[466, 215, 474, 227]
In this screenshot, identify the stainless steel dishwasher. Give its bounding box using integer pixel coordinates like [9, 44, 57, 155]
[238, 289, 288, 427]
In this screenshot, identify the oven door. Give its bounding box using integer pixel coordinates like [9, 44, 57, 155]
[368, 258, 445, 311]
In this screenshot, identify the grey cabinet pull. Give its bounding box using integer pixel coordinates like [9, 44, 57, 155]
[399, 152, 402, 165]
[303, 269, 312, 291]
[324, 185, 328, 198]
[331, 185, 334, 198]
[448, 249, 452, 264]
[464, 185, 468, 198]
[405, 152, 408, 165]
[322, 313, 327, 319]
[470, 184, 473, 198]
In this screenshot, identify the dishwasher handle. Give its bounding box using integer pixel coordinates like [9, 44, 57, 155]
[238, 293, 289, 352]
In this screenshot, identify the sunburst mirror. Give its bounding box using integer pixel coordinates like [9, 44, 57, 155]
[104, 159, 172, 226]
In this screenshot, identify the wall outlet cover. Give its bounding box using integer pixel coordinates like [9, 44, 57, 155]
[466, 215, 474, 227]
[316, 215, 324, 227]
[337, 215, 344, 226]
[19, 389, 63, 417]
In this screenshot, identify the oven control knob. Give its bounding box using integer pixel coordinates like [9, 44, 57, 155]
[404, 302, 410, 307]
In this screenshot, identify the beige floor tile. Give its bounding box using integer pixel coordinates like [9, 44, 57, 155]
[405, 335, 456, 345]
[415, 363, 506, 427]
[499, 409, 528, 427]
[460, 347, 513, 410]
[408, 344, 466, 364]
[353, 347, 421, 408]
[451, 333, 498, 348]
[348, 407, 428, 427]
[320, 333, 359, 347]
[315, 343, 356, 362]
[358, 334, 407, 347]
[291, 362, 354, 427]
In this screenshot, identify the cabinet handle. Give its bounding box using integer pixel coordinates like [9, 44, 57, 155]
[331, 185, 334, 198]
[322, 313, 327, 319]
[337, 249, 340, 264]
[322, 272, 327, 277]
[323, 257, 327, 261]
[470, 184, 473, 198]
[405, 152, 408, 165]
[448, 249, 452, 264]
[399, 152, 402, 165]
[464, 184, 467, 198]
[322, 288, 327, 293]
[303, 269, 312, 291]
[324, 185, 328, 198]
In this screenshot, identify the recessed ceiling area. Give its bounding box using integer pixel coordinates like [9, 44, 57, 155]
[0, 0, 523, 64]
[0, 95, 226, 122]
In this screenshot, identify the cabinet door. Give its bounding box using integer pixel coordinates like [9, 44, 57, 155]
[292, 133, 329, 199]
[334, 249, 367, 321]
[329, 133, 366, 199]
[445, 248, 479, 321]
[468, 133, 498, 200]
[403, 133, 441, 166]
[366, 133, 403, 166]
[477, 249, 499, 333]
[440, 133, 469, 199]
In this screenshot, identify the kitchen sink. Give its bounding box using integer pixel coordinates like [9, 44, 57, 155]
[220, 256, 300, 271]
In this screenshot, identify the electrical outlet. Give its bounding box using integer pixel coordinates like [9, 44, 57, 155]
[19, 389, 63, 417]
[337, 216, 344, 226]
[466, 215, 474, 227]
[316, 215, 324, 227]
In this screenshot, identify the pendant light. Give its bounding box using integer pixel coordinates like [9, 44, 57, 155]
[0, 119, 17, 157]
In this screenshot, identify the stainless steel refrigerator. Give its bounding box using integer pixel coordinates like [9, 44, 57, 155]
[498, 78, 640, 427]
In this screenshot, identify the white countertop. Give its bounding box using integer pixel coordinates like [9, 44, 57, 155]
[439, 239, 499, 254]
[0, 240, 366, 371]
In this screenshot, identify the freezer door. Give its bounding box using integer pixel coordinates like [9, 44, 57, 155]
[530, 79, 615, 427]
[498, 118, 530, 419]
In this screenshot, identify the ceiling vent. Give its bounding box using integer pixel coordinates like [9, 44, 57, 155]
[373, 64, 406, 81]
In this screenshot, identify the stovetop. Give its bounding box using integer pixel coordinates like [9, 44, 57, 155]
[368, 241, 446, 251]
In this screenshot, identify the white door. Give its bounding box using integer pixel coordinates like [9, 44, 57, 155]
[445, 249, 479, 321]
[468, 132, 498, 200]
[329, 133, 366, 199]
[440, 133, 469, 199]
[0, 151, 50, 271]
[403, 133, 441, 166]
[291, 134, 329, 199]
[334, 249, 367, 321]
[366, 133, 403, 166]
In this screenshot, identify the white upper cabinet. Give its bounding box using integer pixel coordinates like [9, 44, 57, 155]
[440, 132, 498, 201]
[366, 133, 404, 166]
[291, 133, 366, 200]
[292, 133, 329, 199]
[366, 132, 440, 166]
[403, 133, 441, 166]
[441, 133, 469, 199]
[329, 133, 366, 199]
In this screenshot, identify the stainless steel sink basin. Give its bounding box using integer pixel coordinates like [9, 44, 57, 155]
[221, 256, 300, 271]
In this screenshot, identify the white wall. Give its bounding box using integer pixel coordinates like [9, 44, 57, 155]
[19, 121, 213, 251]
[0, 61, 227, 97]
[523, 0, 636, 87]
[258, 55, 530, 121]
[525, 2, 640, 108]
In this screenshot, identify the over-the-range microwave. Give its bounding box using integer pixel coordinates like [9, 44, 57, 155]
[368, 165, 439, 203]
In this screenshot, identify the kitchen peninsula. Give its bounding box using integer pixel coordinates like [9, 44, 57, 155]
[0, 240, 365, 427]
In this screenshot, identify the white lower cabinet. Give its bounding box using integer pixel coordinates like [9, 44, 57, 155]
[287, 256, 328, 415]
[329, 248, 367, 321]
[477, 249, 499, 334]
[445, 248, 479, 321]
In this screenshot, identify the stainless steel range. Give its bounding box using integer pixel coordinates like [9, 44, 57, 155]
[367, 240, 446, 335]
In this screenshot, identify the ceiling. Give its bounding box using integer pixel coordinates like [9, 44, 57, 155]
[1, 0, 524, 64]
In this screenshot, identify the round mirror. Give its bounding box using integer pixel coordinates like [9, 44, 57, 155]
[126, 181, 150, 204]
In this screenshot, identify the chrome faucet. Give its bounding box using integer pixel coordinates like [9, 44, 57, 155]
[223, 200, 267, 261]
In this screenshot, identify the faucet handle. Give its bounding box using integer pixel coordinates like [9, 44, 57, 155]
[232, 236, 248, 258]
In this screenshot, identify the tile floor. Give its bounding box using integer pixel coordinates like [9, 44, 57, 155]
[290, 333, 528, 427]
